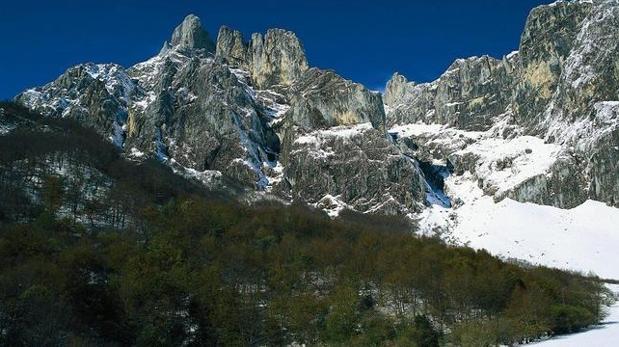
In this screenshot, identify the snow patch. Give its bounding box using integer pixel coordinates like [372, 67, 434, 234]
[293, 123, 373, 158]
[505, 50, 519, 60]
[129, 147, 145, 158]
[295, 123, 373, 145]
[457, 135, 562, 198]
[315, 194, 352, 218]
[389, 122, 484, 143]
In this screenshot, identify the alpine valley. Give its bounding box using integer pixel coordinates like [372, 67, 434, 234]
[2, 0, 619, 345]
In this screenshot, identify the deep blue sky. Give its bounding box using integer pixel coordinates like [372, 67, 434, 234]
[1, 0, 553, 99]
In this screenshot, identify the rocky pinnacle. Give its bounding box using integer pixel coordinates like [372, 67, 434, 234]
[170, 14, 216, 52]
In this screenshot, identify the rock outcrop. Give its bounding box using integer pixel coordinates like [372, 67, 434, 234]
[385, 54, 518, 131]
[170, 14, 216, 52]
[278, 123, 426, 214]
[279, 68, 387, 165]
[17, 63, 133, 147]
[514, 0, 593, 131]
[215, 26, 309, 89]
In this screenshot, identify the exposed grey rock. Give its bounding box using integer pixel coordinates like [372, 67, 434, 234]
[280, 124, 426, 214]
[385, 55, 517, 131]
[284, 68, 385, 130]
[215, 26, 309, 89]
[585, 102, 619, 206]
[170, 14, 216, 52]
[15, 1, 619, 216]
[125, 52, 279, 189]
[393, 128, 480, 166]
[508, 0, 618, 207]
[502, 154, 589, 208]
[514, 0, 593, 131]
[249, 29, 309, 89]
[384, 73, 414, 106]
[16, 14, 428, 216]
[277, 68, 387, 171]
[215, 26, 248, 66]
[16, 63, 133, 146]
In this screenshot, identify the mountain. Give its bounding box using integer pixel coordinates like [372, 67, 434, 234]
[12, 1, 619, 242]
[3, 1, 619, 344]
[16, 15, 428, 216]
[382, 0, 619, 280]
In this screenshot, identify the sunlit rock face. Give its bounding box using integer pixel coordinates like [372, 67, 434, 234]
[170, 14, 216, 52]
[385, 54, 518, 132]
[215, 26, 309, 89]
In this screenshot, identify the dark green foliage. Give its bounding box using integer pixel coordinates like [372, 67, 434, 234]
[550, 304, 596, 334]
[0, 198, 610, 346]
[0, 102, 613, 345]
[411, 316, 440, 347]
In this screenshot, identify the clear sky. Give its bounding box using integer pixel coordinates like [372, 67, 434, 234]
[0, 0, 553, 99]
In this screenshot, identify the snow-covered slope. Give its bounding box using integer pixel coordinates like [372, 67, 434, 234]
[420, 176, 619, 279]
[402, 117, 619, 280]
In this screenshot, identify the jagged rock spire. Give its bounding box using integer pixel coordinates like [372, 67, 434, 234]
[384, 72, 412, 106]
[170, 14, 215, 52]
[215, 26, 248, 66]
[249, 29, 309, 88]
[215, 26, 308, 89]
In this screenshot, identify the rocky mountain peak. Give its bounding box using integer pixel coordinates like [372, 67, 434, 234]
[170, 14, 216, 52]
[215, 25, 308, 89]
[250, 28, 308, 88]
[384, 72, 413, 106]
[215, 26, 247, 66]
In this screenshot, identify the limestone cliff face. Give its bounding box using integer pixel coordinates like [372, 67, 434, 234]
[283, 68, 385, 132]
[514, 0, 593, 132]
[279, 124, 426, 215]
[385, 55, 518, 131]
[215, 26, 247, 66]
[384, 73, 412, 107]
[17, 63, 132, 147]
[215, 26, 309, 89]
[384, 0, 619, 208]
[249, 29, 309, 89]
[170, 14, 216, 52]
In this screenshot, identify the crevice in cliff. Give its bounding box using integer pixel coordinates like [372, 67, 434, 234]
[418, 159, 452, 208]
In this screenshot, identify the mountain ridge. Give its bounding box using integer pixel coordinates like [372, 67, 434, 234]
[13, 0, 619, 222]
[16, 13, 429, 216]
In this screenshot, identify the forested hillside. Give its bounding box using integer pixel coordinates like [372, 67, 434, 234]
[0, 102, 614, 346]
